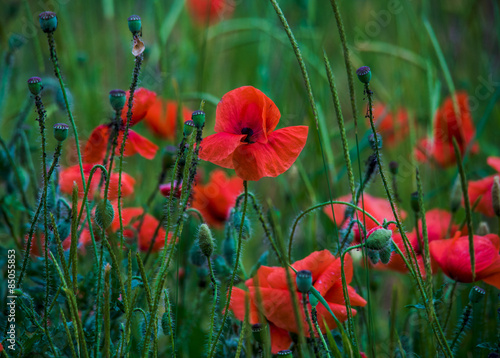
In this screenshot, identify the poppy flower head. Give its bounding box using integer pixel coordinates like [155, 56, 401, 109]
[120, 87, 157, 127]
[186, 0, 234, 25]
[468, 175, 496, 217]
[199, 86, 309, 181]
[369, 103, 409, 147]
[159, 182, 183, 199]
[144, 99, 192, 139]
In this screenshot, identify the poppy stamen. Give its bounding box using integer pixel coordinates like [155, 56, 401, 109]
[241, 127, 254, 143]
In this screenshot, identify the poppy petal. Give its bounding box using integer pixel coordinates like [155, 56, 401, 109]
[121, 88, 157, 126]
[199, 132, 245, 168]
[488, 156, 500, 172]
[269, 324, 293, 354]
[126, 130, 159, 159]
[84, 125, 110, 163]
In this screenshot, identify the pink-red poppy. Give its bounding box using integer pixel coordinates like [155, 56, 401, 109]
[199, 86, 309, 181]
[229, 250, 366, 353]
[186, 0, 234, 25]
[159, 182, 183, 199]
[467, 156, 500, 217]
[192, 169, 243, 227]
[430, 232, 500, 288]
[120, 87, 157, 127]
[368, 103, 409, 147]
[143, 98, 192, 140]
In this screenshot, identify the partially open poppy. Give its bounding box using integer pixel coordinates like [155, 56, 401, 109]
[229, 250, 366, 353]
[144, 98, 192, 140]
[199, 86, 309, 181]
[368, 103, 408, 147]
[120, 87, 157, 127]
[186, 0, 234, 25]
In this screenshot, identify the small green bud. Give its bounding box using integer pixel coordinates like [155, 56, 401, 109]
[161, 312, 171, 335]
[232, 211, 251, 240]
[367, 250, 380, 264]
[477, 221, 490, 236]
[410, 191, 420, 213]
[197, 224, 214, 258]
[213, 255, 229, 276]
[369, 133, 383, 150]
[39, 11, 58, 33]
[189, 241, 206, 267]
[356, 66, 371, 84]
[191, 110, 205, 128]
[8, 34, 25, 51]
[492, 176, 500, 217]
[276, 350, 293, 357]
[296, 270, 312, 293]
[379, 245, 392, 264]
[128, 15, 142, 35]
[109, 89, 126, 112]
[183, 120, 196, 136]
[469, 286, 485, 304]
[251, 323, 269, 345]
[53, 123, 69, 142]
[94, 199, 114, 229]
[450, 178, 462, 213]
[389, 161, 399, 175]
[27, 77, 43, 96]
[366, 227, 392, 251]
[309, 292, 319, 308]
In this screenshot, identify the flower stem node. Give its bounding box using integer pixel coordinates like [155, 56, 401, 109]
[276, 350, 293, 357]
[53, 123, 69, 142]
[39, 11, 58, 33]
[191, 110, 206, 128]
[94, 199, 114, 229]
[109, 89, 127, 112]
[356, 66, 372, 84]
[127, 15, 142, 35]
[183, 120, 196, 136]
[365, 227, 392, 251]
[410, 191, 420, 213]
[296, 270, 313, 293]
[492, 176, 500, 217]
[197, 223, 214, 258]
[27, 77, 43, 96]
[469, 286, 485, 304]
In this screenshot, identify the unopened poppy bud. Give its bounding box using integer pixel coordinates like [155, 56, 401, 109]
[197, 224, 214, 258]
[468, 286, 485, 304]
[477, 222, 490, 236]
[309, 292, 319, 308]
[161, 312, 171, 336]
[450, 178, 462, 213]
[189, 241, 205, 267]
[389, 161, 399, 175]
[39, 11, 58, 33]
[365, 227, 392, 250]
[196, 266, 209, 279]
[492, 176, 500, 217]
[379, 245, 392, 264]
[27, 77, 43, 96]
[369, 133, 383, 150]
[410, 192, 420, 213]
[356, 66, 371, 84]
[213, 255, 229, 276]
[53, 123, 69, 142]
[367, 250, 380, 264]
[232, 211, 251, 240]
[95, 200, 114, 229]
[223, 234, 235, 266]
[8, 34, 25, 51]
[183, 120, 196, 136]
[109, 89, 126, 112]
[162, 145, 177, 169]
[277, 350, 293, 357]
[296, 270, 312, 293]
[192, 110, 205, 128]
[127, 15, 142, 34]
[251, 323, 269, 345]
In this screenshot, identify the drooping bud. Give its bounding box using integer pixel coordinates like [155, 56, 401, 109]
[8, 34, 25, 51]
[191, 110, 205, 128]
[410, 191, 420, 213]
[127, 15, 142, 35]
[369, 133, 383, 150]
[183, 120, 196, 136]
[356, 66, 371, 84]
[197, 224, 214, 258]
[94, 200, 114, 229]
[39, 11, 58, 33]
[379, 245, 392, 264]
[477, 222, 490, 236]
[296, 270, 312, 293]
[365, 227, 392, 251]
[109, 89, 126, 112]
[53, 123, 69, 142]
[27, 77, 43, 96]
[276, 350, 293, 357]
[468, 286, 485, 304]
[492, 176, 500, 217]
[367, 250, 380, 264]
[389, 161, 399, 175]
[450, 178, 462, 213]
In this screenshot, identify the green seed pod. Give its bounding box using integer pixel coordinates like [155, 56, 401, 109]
[367, 250, 380, 265]
[366, 228, 392, 251]
[410, 191, 420, 213]
[251, 323, 269, 345]
[492, 176, 500, 217]
[183, 120, 196, 136]
[39, 11, 58, 33]
[477, 221, 490, 236]
[57, 218, 71, 241]
[191, 110, 206, 128]
[296, 270, 312, 293]
[450, 178, 462, 213]
[469, 286, 485, 304]
[27, 77, 43, 96]
[379, 245, 392, 264]
[109, 89, 126, 112]
[128, 15, 142, 34]
[8, 33, 25, 51]
[277, 350, 293, 357]
[56, 84, 73, 111]
[309, 292, 319, 308]
[94, 199, 114, 229]
[356, 66, 371, 84]
[53, 123, 69, 142]
[197, 224, 214, 258]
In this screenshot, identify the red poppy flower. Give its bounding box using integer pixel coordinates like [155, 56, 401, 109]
[192, 169, 243, 227]
[323, 193, 407, 241]
[26, 233, 71, 257]
[416, 92, 478, 167]
[229, 250, 366, 353]
[199, 86, 309, 181]
[487, 156, 500, 172]
[143, 99, 192, 139]
[467, 157, 500, 217]
[159, 182, 183, 199]
[430, 232, 500, 288]
[59, 164, 135, 200]
[120, 87, 157, 127]
[186, 0, 234, 25]
[368, 103, 408, 147]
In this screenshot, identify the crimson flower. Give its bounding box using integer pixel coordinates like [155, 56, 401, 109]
[229, 250, 366, 353]
[368, 103, 408, 147]
[199, 86, 309, 181]
[430, 232, 500, 288]
[159, 182, 183, 199]
[120, 87, 157, 127]
[143, 98, 192, 139]
[186, 0, 234, 25]
[467, 157, 500, 217]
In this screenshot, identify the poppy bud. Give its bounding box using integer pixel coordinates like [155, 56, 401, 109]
[109, 89, 126, 112]
[356, 66, 371, 84]
[39, 11, 58, 33]
[232, 211, 251, 240]
[277, 350, 293, 357]
[94, 200, 114, 229]
[213, 255, 229, 276]
[27, 77, 43, 96]
[309, 291, 319, 308]
[296, 270, 312, 293]
[369, 133, 383, 150]
[53, 123, 69, 142]
[161, 312, 171, 336]
[468, 286, 485, 304]
[492, 176, 500, 217]
[367, 250, 380, 264]
[477, 222, 490, 236]
[389, 161, 399, 175]
[8, 34, 25, 51]
[162, 145, 177, 169]
[251, 323, 269, 345]
[365, 227, 392, 251]
[191, 110, 206, 128]
[197, 224, 214, 258]
[189, 241, 205, 267]
[410, 191, 420, 213]
[223, 233, 235, 266]
[379, 245, 392, 264]
[183, 120, 196, 136]
[450, 178, 462, 213]
[127, 15, 142, 34]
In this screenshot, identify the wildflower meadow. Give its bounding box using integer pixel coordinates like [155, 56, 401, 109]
[1, 0, 500, 357]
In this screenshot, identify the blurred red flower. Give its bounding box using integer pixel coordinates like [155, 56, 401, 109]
[186, 0, 234, 25]
[143, 99, 192, 140]
[416, 92, 478, 167]
[368, 103, 409, 147]
[199, 86, 309, 181]
[229, 250, 366, 353]
[430, 232, 500, 288]
[192, 169, 243, 227]
[159, 182, 183, 199]
[467, 156, 500, 217]
[26, 233, 71, 257]
[120, 87, 157, 127]
[59, 164, 135, 200]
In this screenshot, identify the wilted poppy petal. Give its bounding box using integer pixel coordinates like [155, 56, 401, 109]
[199, 132, 245, 168]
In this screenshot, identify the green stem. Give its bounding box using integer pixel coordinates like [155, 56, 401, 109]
[207, 259, 219, 350]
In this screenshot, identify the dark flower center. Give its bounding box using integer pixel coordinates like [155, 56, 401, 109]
[241, 127, 254, 143]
